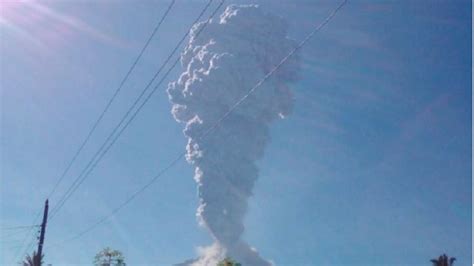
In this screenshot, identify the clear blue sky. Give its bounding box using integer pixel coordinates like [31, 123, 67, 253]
[1, 0, 471, 265]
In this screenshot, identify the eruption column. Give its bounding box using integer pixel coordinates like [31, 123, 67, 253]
[168, 5, 300, 265]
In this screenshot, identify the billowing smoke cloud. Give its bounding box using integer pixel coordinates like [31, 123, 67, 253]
[168, 5, 300, 266]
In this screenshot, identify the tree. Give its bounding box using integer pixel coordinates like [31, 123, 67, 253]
[217, 257, 241, 266]
[21, 251, 43, 266]
[430, 254, 456, 266]
[93, 247, 126, 266]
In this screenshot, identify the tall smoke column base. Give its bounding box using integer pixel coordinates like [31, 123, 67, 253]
[174, 241, 272, 266]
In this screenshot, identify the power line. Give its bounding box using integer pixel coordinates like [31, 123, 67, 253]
[1, 230, 33, 240]
[47, 0, 347, 248]
[49, 0, 215, 220]
[47, 153, 185, 249]
[1, 242, 34, 251]
[10, 211, 41, 265]
[48, 0, 220, 221]
[23, 235, 39, 261]
[10, 2, 176, 263]
[46, 0, 176, 200]
[1, 225, 39, 230]
[0, 225, 39, 242]
[199, 0, 348, 140]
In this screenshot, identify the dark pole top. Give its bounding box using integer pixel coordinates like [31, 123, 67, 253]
[37, 199, 49, 266]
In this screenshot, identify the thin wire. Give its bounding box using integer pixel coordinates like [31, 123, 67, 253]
[11, 2, 176, 263]
[48, 0, 218, 221]
[0, 225, 38, 241]
[1, 231, 30, 240]
[0, 225, 39, 230]
[10, 211, 41, 265]
[47, 0, 347, 248]
[199, 0, 348, 140]
[49, 0, 215, 220]
[47, 153, 185, 248]
[14, 231, 40, 265]
[46, 0, 176, 200]
[1, 242, 33, 251]
[23, 235, 38, 257]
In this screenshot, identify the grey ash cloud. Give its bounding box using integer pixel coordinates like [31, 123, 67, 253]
[168, 5, 300, 266]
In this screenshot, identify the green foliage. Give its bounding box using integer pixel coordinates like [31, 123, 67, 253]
[430, 254, 456, 266]
[94, 247, 126, 266]
[217, 257, 242, 266]
[20, 251, 43, 266]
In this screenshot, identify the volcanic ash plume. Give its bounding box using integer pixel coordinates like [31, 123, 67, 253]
[168, 5, 300, 266]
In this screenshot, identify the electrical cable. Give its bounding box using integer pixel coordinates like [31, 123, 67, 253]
[48, 0, 218, 221]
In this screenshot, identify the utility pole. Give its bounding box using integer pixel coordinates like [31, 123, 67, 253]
[37, 199, 49, 266]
